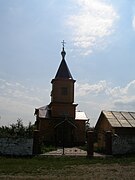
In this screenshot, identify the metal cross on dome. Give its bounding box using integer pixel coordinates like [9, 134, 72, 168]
[61, 40, 66, 48]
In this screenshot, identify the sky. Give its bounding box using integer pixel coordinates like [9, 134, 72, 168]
[0, 0, 135, 127]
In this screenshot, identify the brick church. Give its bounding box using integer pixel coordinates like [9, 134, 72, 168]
[34, 43, 88, 146]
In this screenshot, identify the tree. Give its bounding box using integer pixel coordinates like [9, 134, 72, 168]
[0, 119, 34, 138]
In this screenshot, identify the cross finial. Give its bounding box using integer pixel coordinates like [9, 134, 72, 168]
[61, 40, 66, 48]
[61, 40, 66, 59]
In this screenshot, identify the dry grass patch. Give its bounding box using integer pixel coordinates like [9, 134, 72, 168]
[0, 156, 135, 179]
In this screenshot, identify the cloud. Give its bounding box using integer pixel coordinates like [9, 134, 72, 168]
[75, 80, 107, 96]
[67, 0, 119, 55]
[76, 79, 135, 105]
[0, 79, 42, 104]
[108, 80, 135, 110]
[0, 79, 50, 126]
[132, 16, 135, 31]
[75, 80, 135, 125]
[132, 1, 135, 31]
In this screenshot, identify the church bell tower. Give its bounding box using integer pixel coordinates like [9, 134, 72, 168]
[49, 41, 77, 119]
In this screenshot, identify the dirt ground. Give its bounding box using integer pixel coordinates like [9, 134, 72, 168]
[0, 163, 135, 180]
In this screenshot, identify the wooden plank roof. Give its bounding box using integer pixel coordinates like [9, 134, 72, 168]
[103, 110, 135, 128]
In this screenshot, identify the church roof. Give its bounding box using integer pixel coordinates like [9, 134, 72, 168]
[55, 47, 73, 79]
[35, 106, 51, 119]
[75, 111, 88, 121]
[55, 59, 73, 79]
[35, 106, 88, 121]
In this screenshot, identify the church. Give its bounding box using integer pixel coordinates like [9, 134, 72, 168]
[34, 43, 88, 147]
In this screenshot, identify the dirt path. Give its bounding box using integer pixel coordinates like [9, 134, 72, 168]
[1, 163, 135, 180]
[42, 147, 105, 157]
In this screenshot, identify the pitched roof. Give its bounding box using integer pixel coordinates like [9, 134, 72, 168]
[35, 106, 88, 121]
[55, 47, 73, 79]
[55, 59, 73, 79]
[103, 110, 135, 128]
[35, 106, 51, 119]
[75, 111, 88, 121]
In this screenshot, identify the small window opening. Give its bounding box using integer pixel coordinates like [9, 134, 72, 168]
[61, 87, 68, 95]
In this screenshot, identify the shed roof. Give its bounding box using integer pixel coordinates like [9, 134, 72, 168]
[103, 110, 135, 128]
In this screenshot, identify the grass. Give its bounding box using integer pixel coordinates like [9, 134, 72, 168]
[41, 145, 57, 153]
[0, 155, 135, 179]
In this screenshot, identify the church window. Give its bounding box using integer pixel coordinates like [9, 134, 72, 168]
[61, 87, 68, 95]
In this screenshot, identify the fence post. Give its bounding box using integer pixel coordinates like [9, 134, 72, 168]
[87, 131, 94, 157]
[33, 130, 41, 155]
[105, 131, 112, 155]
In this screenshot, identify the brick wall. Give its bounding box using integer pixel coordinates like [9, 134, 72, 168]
[0, 138, 33, 156]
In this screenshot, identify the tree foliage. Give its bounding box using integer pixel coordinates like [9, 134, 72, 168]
[0, 119, 34, 138]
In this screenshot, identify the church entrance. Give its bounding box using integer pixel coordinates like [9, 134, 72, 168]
[55, 121, 75, 147]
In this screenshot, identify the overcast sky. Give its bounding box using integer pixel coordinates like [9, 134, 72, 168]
[0, 0, 135, 127]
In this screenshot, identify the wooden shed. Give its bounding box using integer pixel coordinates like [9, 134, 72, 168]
[95, 110, 135, 154]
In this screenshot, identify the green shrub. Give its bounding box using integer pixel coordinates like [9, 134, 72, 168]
[0, 119, 34, 138]
[41, 145, 57, 153]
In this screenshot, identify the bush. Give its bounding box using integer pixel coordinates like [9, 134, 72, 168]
[0, 119, 34, 138]
[41, 145, 57, 153]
